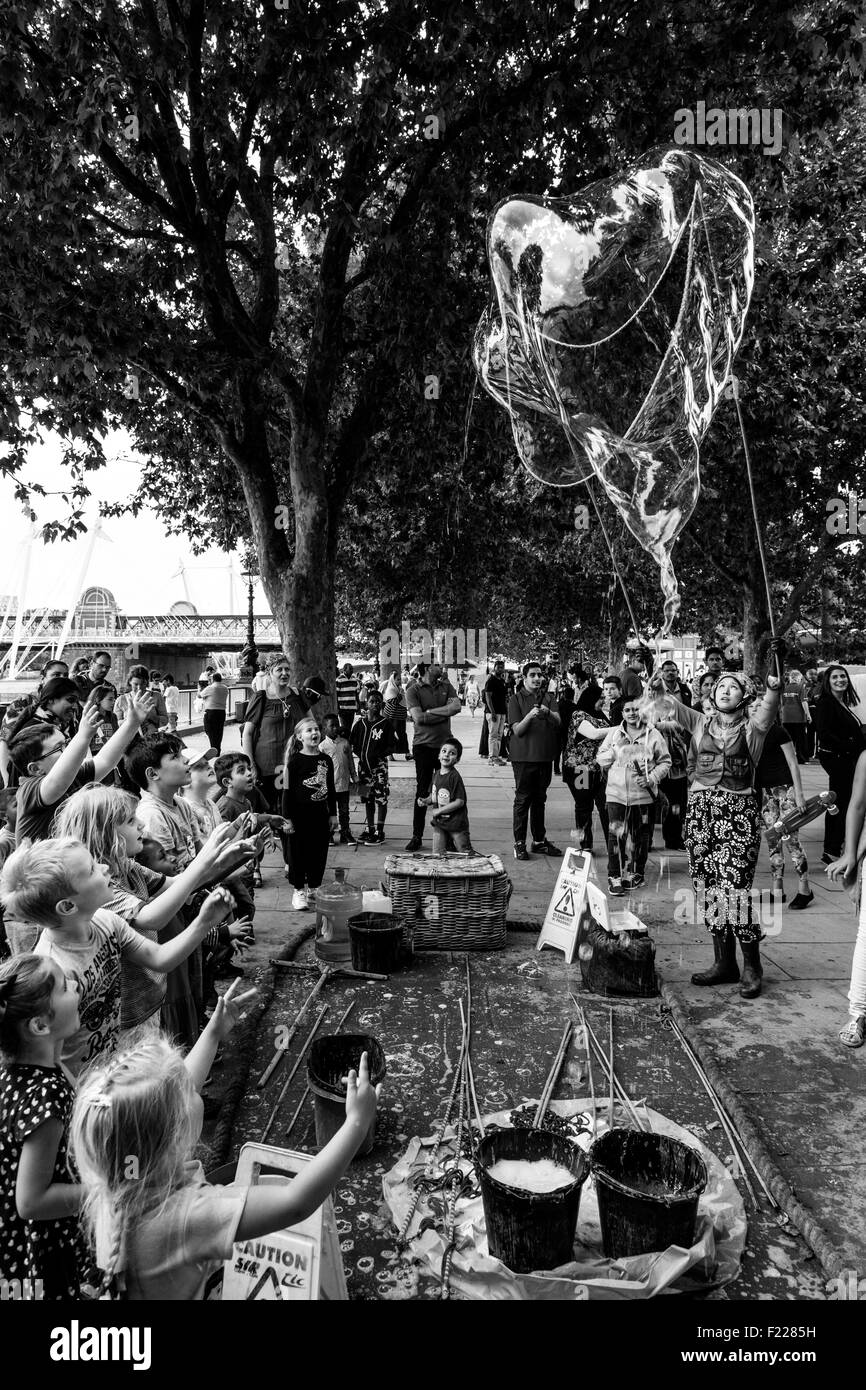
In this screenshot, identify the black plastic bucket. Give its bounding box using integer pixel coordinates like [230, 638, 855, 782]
[590, 1127, 707, 1258]
[307, 1034, 386, 1158]
[477, 1128, 588, 1273]
[348, 913, 404, 974]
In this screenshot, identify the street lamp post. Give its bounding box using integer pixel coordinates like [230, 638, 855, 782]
[240, 549, 259, 676]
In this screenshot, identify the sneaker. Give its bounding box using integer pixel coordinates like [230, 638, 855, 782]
[840, 1015, 866, 1049]
[788, 890, 814, 910]
[531, 839, 562, 857]
[339, 832, 357, 845]
[303, 888, 316, 908]
[609, 879, 626, 897]
[629, 873, 645, 889]
[375, 827, 385, 843]
[405, 836, 423, 851]
[291, 889, 308, 910]
[514, 842, 530, 861]
[360, 829, 377, 845]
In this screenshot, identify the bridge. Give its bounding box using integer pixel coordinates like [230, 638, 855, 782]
[0, 612, 282, 648]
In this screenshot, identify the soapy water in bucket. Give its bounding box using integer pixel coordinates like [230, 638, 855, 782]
[473, 147, 755, 635]
[486, 1157, 577, 1194]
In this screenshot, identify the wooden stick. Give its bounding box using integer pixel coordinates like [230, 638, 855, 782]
[572, 997, 646, 1133]
[570, 1001, 598, 1136]
[582, 1018, 597, 1137]
[667, 1015, 760, 1206]
[465, 1050, 485, 1136]
[262, 1004, 329, 1142]
[257, 968, 332, 1088]
[269, 959, 389, 981]
[285, 999, 357, 1139]
[607, 1010, 615, 1132]
[533, 1021, 573, 1129]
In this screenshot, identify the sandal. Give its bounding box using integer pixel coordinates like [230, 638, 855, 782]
[839, 1015, 866, 1049]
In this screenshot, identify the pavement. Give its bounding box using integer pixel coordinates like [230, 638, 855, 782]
[188, 710, 863, 1296]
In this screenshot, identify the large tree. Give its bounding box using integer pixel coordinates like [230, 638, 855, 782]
[0, 0, 861, 685]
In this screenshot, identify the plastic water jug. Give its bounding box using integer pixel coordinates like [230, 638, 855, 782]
[314, 868, 363, 964]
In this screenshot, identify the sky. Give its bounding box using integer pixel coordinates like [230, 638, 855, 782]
[0, 429, 270, 616]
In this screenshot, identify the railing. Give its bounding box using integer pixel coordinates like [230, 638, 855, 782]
[0, 614, 281, 644]
[176, 686, 253, 728]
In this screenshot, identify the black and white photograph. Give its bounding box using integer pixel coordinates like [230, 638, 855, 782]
[0, 0, 863, 1357]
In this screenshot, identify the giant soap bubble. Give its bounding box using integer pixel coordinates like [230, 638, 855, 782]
[473, 147, 755, 633]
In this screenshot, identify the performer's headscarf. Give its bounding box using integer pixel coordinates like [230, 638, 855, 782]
[709, 671, 757, 715]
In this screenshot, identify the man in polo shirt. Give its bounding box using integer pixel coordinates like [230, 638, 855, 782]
[404, 662, 461, 851]
[508, 660, 562, 861]
[200, 672, 229, 753]
[483, 659, 509, 767]
[336, 663, 360, 738]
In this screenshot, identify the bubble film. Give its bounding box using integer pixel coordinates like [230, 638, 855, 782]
[473, 147, 755, 632]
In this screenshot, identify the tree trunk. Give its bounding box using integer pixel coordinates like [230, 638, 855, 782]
[241, 419, 338, 710]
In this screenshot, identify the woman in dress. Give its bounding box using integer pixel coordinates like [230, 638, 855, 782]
[811, 664, 865, 865]
[659, 640, 784, 998]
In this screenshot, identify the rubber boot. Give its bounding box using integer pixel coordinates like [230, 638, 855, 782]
[739, 940, 763, 998]
[690, 930, 739, 986]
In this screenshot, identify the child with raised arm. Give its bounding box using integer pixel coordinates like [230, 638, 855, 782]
[10, 691, 155, 846]
[0, 954, 88, 1298]
[54, 786, 249, 1037]
[0, 838, 236, 1076]
[69, 982, 379, 1300]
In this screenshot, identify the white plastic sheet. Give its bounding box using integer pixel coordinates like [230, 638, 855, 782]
[383, 1100, 746, 1301]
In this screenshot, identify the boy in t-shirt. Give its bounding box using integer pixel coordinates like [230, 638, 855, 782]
[417, 737, 473, 853]
[350, 690, 394, 845]
[320, 713, 357, 844]
[756, 719, 812, 910]
[0, 837, 235, 1076]
[213, 751, 291, 915]
[214, 752, 290, 836]
[179, 747, 222, 838]
[11, 693, 155, 846]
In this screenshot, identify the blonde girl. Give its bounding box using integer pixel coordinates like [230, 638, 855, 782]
[70, 982, 378, 1300]
[0, 954, 88, 1298]
[54, 786, 244, 1037]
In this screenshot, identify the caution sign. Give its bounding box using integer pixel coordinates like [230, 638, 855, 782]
[220, 1144, 347, 1302]
[226, 1230, 317, 1301]
[535, 849, 591, 963]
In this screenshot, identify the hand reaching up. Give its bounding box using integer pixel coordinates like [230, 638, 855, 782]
[343, 1050, 379, 1134]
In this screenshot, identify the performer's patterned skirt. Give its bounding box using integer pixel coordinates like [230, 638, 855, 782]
[685, 787, 762, 943]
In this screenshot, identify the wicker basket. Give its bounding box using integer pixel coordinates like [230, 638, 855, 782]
[384, 852, 512, 951]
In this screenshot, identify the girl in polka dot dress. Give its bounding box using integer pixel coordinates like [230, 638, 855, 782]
[0, 954, 88, 1298]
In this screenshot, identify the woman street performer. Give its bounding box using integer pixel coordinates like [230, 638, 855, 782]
[653, 638, 784, 999]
